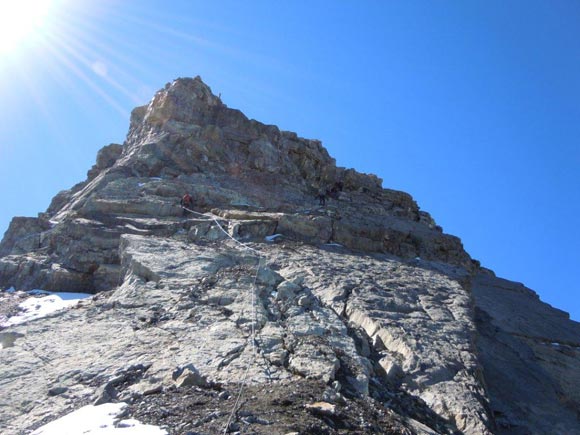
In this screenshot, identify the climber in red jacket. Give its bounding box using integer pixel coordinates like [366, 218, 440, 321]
[180, 193, 193, 216]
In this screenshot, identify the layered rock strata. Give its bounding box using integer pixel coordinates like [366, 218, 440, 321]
[1, 77, 578, 435]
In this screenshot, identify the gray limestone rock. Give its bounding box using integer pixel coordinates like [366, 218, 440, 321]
[87, 143, 123, 180]
[0, 76, 578, 435]
[473, 273, 580, 434]
[0, 217, 51, 257]
[174, 366, 209, 388]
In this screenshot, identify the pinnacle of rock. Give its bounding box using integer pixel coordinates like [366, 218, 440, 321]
[1, 76, 579, 435]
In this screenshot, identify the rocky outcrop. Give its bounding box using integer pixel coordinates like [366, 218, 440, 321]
[1, 76, 578, 434]
[473, 273, 580, 434]
[0, 235, 488, 434]
[0, 217, 51, 257]
[0, 77, 469, 295]
[87, 143, 123, 180]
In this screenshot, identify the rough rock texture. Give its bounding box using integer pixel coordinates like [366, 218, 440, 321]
[473, 273, 580, 434]
[1, 76, 578, 435]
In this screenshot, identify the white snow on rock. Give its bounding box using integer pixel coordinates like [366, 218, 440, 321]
[1, 290, 92, 327]
[31, 403, 167, 435]
[265, 234, 283, 242]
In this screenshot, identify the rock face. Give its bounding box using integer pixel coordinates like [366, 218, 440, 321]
[473, 273, 580, 434]
[0, 76, 578, 435]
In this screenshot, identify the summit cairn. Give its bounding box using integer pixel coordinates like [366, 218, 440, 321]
[1, 77, 579, 435]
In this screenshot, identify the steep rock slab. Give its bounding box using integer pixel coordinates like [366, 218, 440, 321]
[473, 272, 580, 434]
[0, 235, 383, 433]
[275, 245, 493, 434]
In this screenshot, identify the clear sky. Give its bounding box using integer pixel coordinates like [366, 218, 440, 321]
[0, 0, 578, 321]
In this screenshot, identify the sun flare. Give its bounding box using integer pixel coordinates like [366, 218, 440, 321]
[0, 0, 54, 53]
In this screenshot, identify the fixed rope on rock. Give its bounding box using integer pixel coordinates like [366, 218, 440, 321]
[181, 205, 262, 256]
[181, 204, 264, 434]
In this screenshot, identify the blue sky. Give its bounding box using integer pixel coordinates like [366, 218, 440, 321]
[0, 1, 578, 320]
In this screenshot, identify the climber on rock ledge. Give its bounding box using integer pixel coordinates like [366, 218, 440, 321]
[180, 193, 194, 216]
[317, 180, 344, 206]
[317, 189, 327, 206]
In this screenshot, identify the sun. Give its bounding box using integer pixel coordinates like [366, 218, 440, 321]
[0, 0, 54, 53]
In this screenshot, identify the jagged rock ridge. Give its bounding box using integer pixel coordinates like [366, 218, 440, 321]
[0, 76, 578, 435]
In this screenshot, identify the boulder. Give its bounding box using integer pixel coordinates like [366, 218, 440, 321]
[174, 366, 209, 388]
[87, 143, 123, 180]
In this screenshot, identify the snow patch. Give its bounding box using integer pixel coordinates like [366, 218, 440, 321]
[31, 403, 167, 435]
[1, 290, 92, 327]
[123, 224, 148, 233]
[138, 177, 162, 186]
[265, 234, 283, 242]
[27, 289, 92, 301]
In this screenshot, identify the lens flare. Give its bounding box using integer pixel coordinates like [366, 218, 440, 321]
[0, 0, 54, 53]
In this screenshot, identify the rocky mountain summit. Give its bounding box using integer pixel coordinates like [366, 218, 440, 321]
[1, 77, 579, 435]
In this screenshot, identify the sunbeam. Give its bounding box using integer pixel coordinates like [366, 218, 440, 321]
[44, 33, 129, 117]
[0, 0, 54, 53]
[50, 29, 143, 106]
[54, 16, 155, 99]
